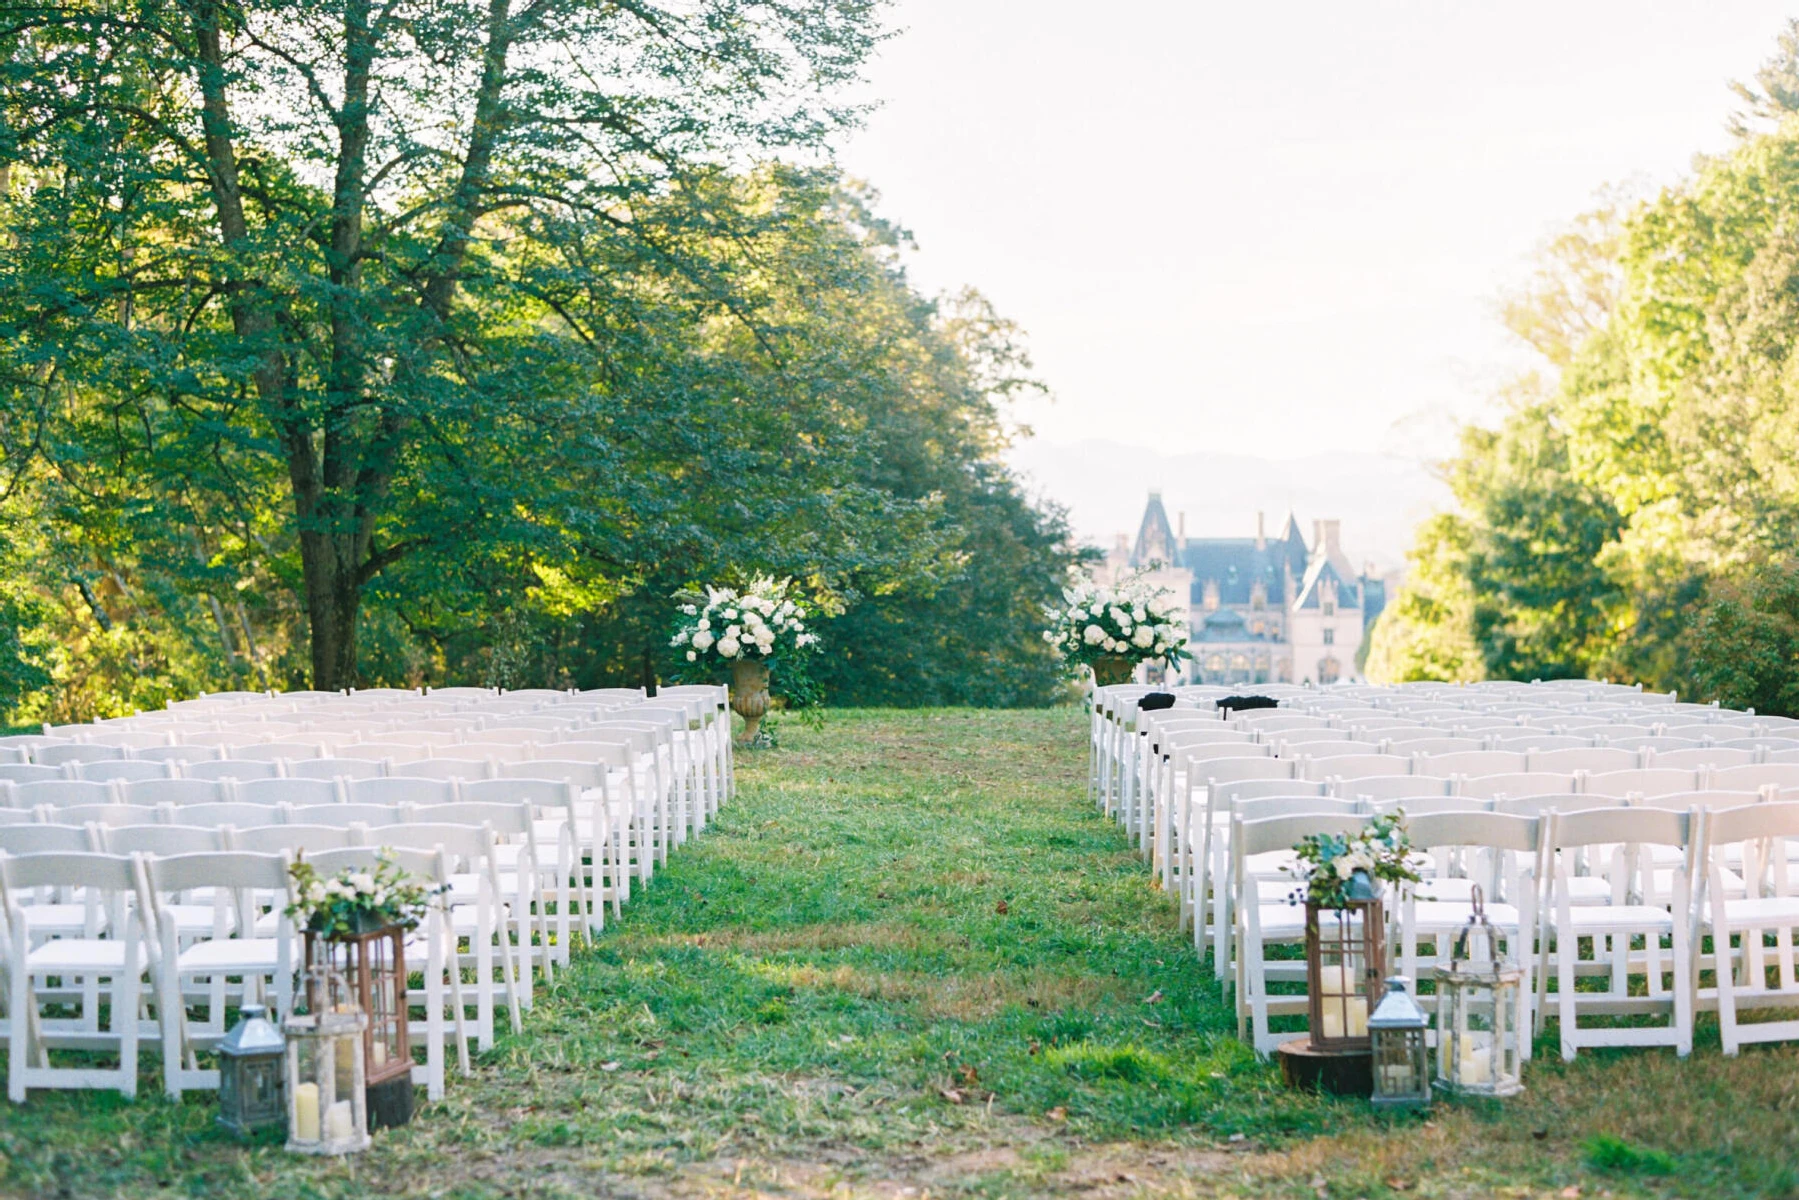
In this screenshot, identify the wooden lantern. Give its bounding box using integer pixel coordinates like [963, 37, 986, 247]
[1434, 886, 1524, 1098]
[1305, 870, 1386, 1052]
[284, 967, 370, 1156]
[305, 919, 414, 1129]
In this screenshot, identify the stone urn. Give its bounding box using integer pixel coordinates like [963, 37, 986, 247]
[1091, 655, 1138, 687]
[729, 658, 772, 745]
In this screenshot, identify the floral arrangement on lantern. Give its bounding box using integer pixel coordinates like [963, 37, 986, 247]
[1043, 572, 1190, 683]
[669, 575, 819, 665]
[1285, 812, 1421, 907]
[286, 853, 440, 938]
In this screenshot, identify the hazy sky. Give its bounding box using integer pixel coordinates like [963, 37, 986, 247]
[838, 2, 1796, 462]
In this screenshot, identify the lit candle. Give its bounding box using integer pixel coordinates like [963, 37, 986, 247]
[293, 1082, 321, 1142]
[1346, 997, 1368, 1037]
[324, 1099, 355, 1141]
[1460, 1045, 1493, 1085]
[1321, 1008, 1343, 1039]
[371, 1040, 387, 1068]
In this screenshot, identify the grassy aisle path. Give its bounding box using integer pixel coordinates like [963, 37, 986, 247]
[4, 709, 1797, 1198]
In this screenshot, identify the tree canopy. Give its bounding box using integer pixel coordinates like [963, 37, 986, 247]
[1367, 23, 1799, 712]
[0, 1, 1085, 719]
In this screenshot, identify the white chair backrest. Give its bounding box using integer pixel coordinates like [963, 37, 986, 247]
[185, 758, 282, 782]
[1710, 763, 1799, 792]
[230, 823, 358, 855]
[1304, 753, 1412, 781]
[100, 823, 226, 856]
[1234, 795, 1361, 821]
[1646, 747, 1755, 770]
[1195, 755, 1294, 786]
[0, 764, 61, 785]
[237, 777, 344, 807]
[499, 760, 609, 788]
[1457, 772, 1576, 801]
[1213, 778, 1327, 805]
[287, 757, 387, 781]
[1415, 750, 1530, 777]
[1492, 793, 1623, 819]
[118, 778, 228, 808]
[1370, 795, 1493, 816]
[0, 824, 97, 855]
[1334, 775, 1450, 802]
[459, 777, 578, 811]
[288, 802, 402, 827]
[70, 759, 173, 783]
[232, 741, 325, 762]
[134, 744, 222, 764]
[1629, 789, 1761, 811]
[1234, 812, 1370, 858]
[349, 776, 458, 807]
[179, 802, 291, 829]
[16, 779, 116, 809]
[1485, 734, 1592, 752]
[1382, 736, 1486, 756]
[1525, 747, 1636, 774]
[390, 758, 493, 782]
[32, 743, 126, 767]
[542, 741, 638, 769]
[1583, 767, 1700, 798]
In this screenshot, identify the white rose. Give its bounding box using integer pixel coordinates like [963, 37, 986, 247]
[680, 604, 697, 615]
[725, 624, 741, 639]
[687, 650, 697, 661]
[796, 632, 818, 647]
[723, 608, 738, 620]
[697, 618, 710, 631]
[1133, 606, 1146, 621]
[693, 630, 714, 651]
[1132, 626, 1155, 648]
[717, 636, 741, 658]
[791, 621, 804, 632]
[1083, 624, 1105, 645]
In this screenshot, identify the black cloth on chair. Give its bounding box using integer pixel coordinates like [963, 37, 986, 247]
[1137, 692, 1177, 711]
[1216, 694, 1279, 714]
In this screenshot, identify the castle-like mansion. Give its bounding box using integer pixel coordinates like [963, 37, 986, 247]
[1098, 493, 1388, 686]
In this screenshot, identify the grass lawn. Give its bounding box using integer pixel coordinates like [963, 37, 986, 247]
[3, 707, 1797, 1198]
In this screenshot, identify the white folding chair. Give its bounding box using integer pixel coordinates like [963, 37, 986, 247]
[1540, 807, 1694, 1060]
[143, 851, 295, 1097]
[2, 852, 149, 1101]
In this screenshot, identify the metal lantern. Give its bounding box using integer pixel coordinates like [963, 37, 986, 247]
[1368, 976, 1432, 1110]
[1434, 886, 1524, 1098]
[217, 1004, 287, 1137]
[284, 967, 371, 1156]
[1305, 869, 1387, 1052]
[304, 919, 414, 1129]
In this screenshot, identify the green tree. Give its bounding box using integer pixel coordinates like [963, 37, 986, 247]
[1, 0, 887, 689]
[1689, 562, 1799, 717]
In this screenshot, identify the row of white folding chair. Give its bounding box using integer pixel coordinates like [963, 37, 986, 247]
[1226, 798, 1799, 1062]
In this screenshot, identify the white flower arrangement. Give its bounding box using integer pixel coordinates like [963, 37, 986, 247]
[1042, 571, 1190, 671]
[670, 575, 819, 663]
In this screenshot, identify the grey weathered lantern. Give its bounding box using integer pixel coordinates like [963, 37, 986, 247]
[1434, 886, 1524, 1098]
[217, 1004, 287, 1136]
[1368, 976, 1431, 1110]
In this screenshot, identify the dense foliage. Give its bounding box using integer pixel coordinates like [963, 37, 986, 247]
[1366, 27, 1799, 713]
[0, 1, 1084, 720]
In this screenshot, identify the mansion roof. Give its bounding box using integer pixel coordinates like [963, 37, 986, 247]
[1130, 492, 1367, 612]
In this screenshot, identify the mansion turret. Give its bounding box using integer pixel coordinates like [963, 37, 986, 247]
[1098, 492, 1388, 686]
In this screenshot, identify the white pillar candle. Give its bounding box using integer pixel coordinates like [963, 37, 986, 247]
[1346, 996, 1368, 1037]
[1460, 1045, 1493, 1085]
[324, 1099, 355, 1141]
[293, 1082, 321, 1142]
[371, 1040, 387, 1068]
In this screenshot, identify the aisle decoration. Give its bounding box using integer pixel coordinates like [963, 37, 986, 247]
[1434, 886, 1525, 1098]
[287, 854, 440, 1130]
[670, 575, 819, 745]
[1044, 572, 1190, 686]
[1286, 813, 1419, 1052]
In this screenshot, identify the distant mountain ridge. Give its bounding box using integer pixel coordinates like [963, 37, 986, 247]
[1006, 438, 1449, 572]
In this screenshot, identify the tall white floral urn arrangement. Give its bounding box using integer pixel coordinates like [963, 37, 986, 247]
[1043, 571, 1190, 686]
[671, 576, 818, 745]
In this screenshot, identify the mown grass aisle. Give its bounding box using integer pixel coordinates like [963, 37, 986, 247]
[6, 709, 1799, 1198]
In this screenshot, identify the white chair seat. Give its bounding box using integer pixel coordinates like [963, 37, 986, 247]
[175, 937, 283, 972]
[1410, 899, 1521, 931]
[1564, 876, 1613, 905]
[1704, 896, 1799, 928]
[1557, 904, 1674, 932]
[26, 938, 147, 973]
[1252, 904, 1309, 937]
